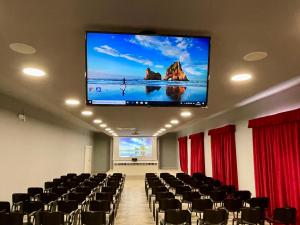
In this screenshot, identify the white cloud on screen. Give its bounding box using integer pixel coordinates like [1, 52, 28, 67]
[94, 45, 153, 66]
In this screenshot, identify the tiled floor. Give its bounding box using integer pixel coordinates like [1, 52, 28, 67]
[114, 176, 234, 225]
[115, 176, 154, 225]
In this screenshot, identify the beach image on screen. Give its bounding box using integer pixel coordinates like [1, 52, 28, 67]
[86, 32, 210, 106]
[119, 137, 152, 158]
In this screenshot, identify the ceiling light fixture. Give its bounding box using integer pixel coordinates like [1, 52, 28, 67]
[100, 124, 107, 128]
[93, 119, 102, 124]
[180, 111, 192, 117]
[160, 128, 166, 132]
[23, 67, 46, 77]
[243, 51, 268, 61]
[105, 128, 111, 131]
[165, 124, 172, 128]
[170, 119, 179, 124]
[9, 43, 36, 54]
[65, 99, 80, 106]
[81, 111, 93, 116]
[231, 73, 252, 81]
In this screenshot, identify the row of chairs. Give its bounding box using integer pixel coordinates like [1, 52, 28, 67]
[145, 172, 297, 225]
[0, 172, 125, 225]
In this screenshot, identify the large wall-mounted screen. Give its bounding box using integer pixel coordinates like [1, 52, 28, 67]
[113, 137, 158, 161]
[86, 31, 210, 107]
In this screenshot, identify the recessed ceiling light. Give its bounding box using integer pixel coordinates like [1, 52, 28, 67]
[9, 43, 36, 54]
[109, 130, 114, 133]
[181, 111, 192, 117]
[160, 128, 166, 132]
[105, 128, 111, 131]
[243, 51, 268, 61]
[170, 119, 179, 124]
[231, 73, 252, 81]
[65, 99, 80, 106]
[81, 110, 93, 116]
[23, 67, 46, 77]
[100, 124, 107, 128]
[165, 124, 172, 128]
[93, 119, 102, 124]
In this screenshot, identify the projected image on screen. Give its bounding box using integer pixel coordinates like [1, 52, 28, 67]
[119, 137, 152, 158]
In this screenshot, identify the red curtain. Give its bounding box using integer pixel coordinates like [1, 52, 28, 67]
[178, 136, 188, 173]
[249, 108, 300, 223]
[189, 132, 205, 175]
[208, 125, 239, 189]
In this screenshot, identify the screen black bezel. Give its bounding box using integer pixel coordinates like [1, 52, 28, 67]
[85, 30, 211, 107]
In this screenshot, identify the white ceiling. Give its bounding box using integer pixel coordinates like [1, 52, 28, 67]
[0, 0, 300, 136]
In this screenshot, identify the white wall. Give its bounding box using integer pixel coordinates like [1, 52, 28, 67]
[0, 104, 92, 202]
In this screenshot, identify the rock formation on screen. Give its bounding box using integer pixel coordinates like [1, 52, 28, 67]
[144, 68, 162, 80]
[164, 61, 188, 81]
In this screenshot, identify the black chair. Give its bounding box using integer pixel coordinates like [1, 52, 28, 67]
[156, 199, 182, 225]
[12, 193, 30, 211]
[199, 209, 228, 225]
[175, 186, 192, 197]
[223, 198, 243, 219]
[248, 197, 269, 221]
[89, 200, 113, 225]
[89, 200, 111, 212]
[38, 211, 64, 225]
[266, 207, 297, 225]
[67, 192, 86, 204]
[44, 181, 56, 190]
[210, 190, 227, 208]
[182, 191, 201, 205]
[233, 207, 262, 225]
[191, 199, 213, 219]
[57, 200, 78, 214]
[0, 212, 23, 225]
[154, 192, 175, 213]
[51, 187, 68, 197]
[27, 187, 43, 200]
[22, 201, 43, 214]
[82, 211, 107, 225]
[199, 185, 213, 198]
[96, 193, 114, 202]
[0, 202, 10, 213]
[39, 193, 59, 204]
[161, 209, 191, 225]
[234, 191, 251, 204]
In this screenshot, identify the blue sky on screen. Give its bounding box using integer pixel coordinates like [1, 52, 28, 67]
[87, 33, 210, 81]
[119, 137, 152, 151]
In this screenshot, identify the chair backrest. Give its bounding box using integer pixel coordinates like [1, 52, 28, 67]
[156, 192, 175, 201]
[67, 192, 86, 203]
[51, 187, 68, 196]
[273, 207, 296, 224]
[191, 199, 213, 212]
[39, 193, 58, 204]
[224, 198, 243, 212]
[159, 199, 182, 211]
[199, 184, 213, 196]
[152, 186, 168, 195]
[175, 186, 192, 195]
[76, 187, 91, 196]
[96, 192, 114, 202]
[182, 191, 201, 202]
[57, 200, 78, 214]
[234, 190, 251, 201]
[249, 197, 269, 209]
[203, 209, 228, 224]
[101, 186, 117, 195]
[210, 190, 227, 201]
[81, 211, 106, 225]
[27, 187, 43, 197]
[12, 193, 29, 204]
[44, 182, 55, 190]
[89, 200, 111, 212]
[39, 211, 64, 225]
[165, 209, 191, 225]
[0, 202, 10, 213]
[241, 207, 262, 224]
[0, 212, 23, 225]
[22, 201, 43, 214]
